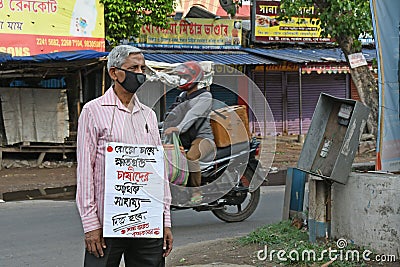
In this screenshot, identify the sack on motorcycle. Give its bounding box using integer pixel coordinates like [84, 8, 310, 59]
[163, 133, 189, 186]
[210, 105, 251, 148]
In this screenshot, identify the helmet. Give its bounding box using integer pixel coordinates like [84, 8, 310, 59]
[173, 61, 204, 91]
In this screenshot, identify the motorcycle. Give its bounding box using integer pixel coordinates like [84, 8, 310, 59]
[160, 122, 266, 223]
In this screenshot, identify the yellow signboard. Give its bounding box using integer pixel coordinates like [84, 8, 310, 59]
[0, 0, 105, 56]
[138, 18, 242, 49]
[254, 1, 332, 43]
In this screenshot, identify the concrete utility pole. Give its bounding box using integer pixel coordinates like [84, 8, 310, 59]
[308, 177, 331, 242]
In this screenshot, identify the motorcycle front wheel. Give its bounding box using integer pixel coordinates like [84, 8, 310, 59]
[211, 169, 261, 222]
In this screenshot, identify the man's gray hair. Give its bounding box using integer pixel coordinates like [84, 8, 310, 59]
[107, 45, 143, 72]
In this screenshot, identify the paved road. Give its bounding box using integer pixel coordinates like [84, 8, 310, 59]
[0, 186, 284, 267]
[171, 186, 284, 247]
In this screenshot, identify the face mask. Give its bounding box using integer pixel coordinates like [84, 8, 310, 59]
[115, 67, 146, 94]
[179, 78, 188, 86]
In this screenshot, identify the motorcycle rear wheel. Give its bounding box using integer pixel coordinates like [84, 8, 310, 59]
[211, 170, 261, 222]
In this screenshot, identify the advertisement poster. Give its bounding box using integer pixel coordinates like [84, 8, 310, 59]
[138, 18, 242, 50]
[103, 143, 164, 238]
[0, 0, 105, 56]
[253, 0, 332, 43]
[371, 0, 400, 171]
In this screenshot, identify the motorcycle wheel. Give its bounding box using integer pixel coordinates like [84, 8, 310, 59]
[211, 169, 261, 223]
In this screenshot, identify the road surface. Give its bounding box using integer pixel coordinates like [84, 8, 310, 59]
[0, 186, 284, 267]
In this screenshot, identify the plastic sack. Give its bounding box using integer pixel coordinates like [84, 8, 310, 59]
[163, 133, 189, 186]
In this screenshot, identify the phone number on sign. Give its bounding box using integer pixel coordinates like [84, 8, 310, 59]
[35, 37, 105, 49]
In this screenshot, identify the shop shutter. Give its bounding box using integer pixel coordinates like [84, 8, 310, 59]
[252, 71, 283, 135]
[300, 73, 348, 132]
[286, 72, 301, 135]
[165, 88, 181, 111]
[165, 85, 238, 119]
[210, 84, 238, 108]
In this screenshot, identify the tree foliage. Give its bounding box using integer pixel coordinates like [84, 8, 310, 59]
[100, 0, 175, 46]
[278, 0, 372, 51]
[278, 0, 378, 134]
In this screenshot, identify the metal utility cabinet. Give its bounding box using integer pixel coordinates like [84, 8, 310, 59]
[297, 93, 370, 184]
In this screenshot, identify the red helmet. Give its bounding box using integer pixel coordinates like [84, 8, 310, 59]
[173, 61, 204, 91]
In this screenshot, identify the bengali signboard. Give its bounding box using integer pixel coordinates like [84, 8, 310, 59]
[137, 18, 242, 50]
[103, 143, 164, 238]
[253, 0, 332, 43]
[348, 52, 368, 69]
[0, 0, 105, 56]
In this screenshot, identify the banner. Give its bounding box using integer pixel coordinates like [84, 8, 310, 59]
[103, 143, 164, 238]
[253, 0, 332, 43]
[371, 0, 400, 171]
[0, 0, 105, 56]
[137, 18, 242, 50]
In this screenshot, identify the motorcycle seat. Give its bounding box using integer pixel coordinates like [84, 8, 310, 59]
[215, 141, 250, 160]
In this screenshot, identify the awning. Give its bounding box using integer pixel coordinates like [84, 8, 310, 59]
[0, 50, 108, 64]
[142, 50, 276, 65]
[0, 49, 276, 67]
[0, 50, 108, 78]
[242, 48, 376, 64]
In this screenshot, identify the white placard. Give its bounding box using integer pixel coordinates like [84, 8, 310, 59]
[348, 52, 368, 69]
[103, 142, 164, 238]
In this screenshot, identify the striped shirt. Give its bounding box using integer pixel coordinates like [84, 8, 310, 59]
[76, 87, 171, 233]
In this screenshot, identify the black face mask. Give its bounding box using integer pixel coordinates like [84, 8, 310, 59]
[115, 67, 146, 94]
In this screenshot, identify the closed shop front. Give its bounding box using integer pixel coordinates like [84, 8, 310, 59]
[252, 70, 349, 135]
[165, 84, 238, 112]
[299, 73, 348, 133]
[251, 71, 284, 135]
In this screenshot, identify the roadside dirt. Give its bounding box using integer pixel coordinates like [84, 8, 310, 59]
[166, 238, 267, 266]
[166, 237, 399, 267]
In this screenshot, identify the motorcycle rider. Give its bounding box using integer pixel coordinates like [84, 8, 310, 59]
[164, 61, 215, 204]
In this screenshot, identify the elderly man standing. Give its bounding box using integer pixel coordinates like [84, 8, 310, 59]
[76, 45, 173, 267]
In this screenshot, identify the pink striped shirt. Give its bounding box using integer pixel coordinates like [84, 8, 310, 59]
[76, 87, 171, 233]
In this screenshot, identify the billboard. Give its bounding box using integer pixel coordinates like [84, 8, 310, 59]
[0, 0, 105, 56]
[253, 0, 332, 43]
[371, 0, 400, 171]
[137, 18, 242, 50]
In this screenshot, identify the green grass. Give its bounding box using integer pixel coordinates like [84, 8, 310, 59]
[238, 220, 374, 267]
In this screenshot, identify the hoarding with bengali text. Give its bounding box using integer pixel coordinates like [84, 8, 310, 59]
[253, 0, 332, 43]
[0, 0, 105, 56]
[137, 18, 242, 50]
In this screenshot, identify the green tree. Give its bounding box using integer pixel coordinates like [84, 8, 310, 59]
[100, 0, 175, 46]
[278, 0, 378, 135]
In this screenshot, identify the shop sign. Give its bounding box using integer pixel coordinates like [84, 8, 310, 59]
[348, 53, 368, 69]
[253, 0, 333, 44]
[0, 0, 105, 56]
[137, 18, 242, 50]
